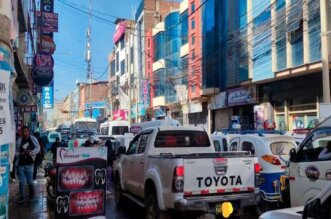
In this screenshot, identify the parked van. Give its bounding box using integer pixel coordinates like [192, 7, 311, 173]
[99, 120, 129, 137]
[287, 116, 331, 207]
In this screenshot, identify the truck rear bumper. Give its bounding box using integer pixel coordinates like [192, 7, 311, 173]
[174, 193, 259, 213]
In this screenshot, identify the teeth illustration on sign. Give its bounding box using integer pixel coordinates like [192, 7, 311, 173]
[56, 196, 69, 213]
[69, 190, 104, 216]
[95, 169, 106, 185]
[59, 167, 93, 190]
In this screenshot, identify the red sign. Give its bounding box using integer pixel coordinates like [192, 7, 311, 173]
[39, 35, 56, 54]
[20, 105, 38, 113]
[36, 11, 58, 32]
[112, 109, 128, 120]
[113, 21, 126, 44]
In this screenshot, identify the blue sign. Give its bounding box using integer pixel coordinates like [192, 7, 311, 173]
[42, 84, 54, 109]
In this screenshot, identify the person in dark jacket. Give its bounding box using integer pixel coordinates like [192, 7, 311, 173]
[33, 132, 45, 183]
[15, 126, 40, 203]
[50, 137, 62, 164]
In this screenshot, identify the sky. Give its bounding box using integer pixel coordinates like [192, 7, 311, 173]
[53, 0, 141, 102]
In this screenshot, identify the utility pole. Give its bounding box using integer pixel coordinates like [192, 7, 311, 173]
[85, 0, 93, 118]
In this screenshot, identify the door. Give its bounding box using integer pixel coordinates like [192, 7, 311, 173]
[131, 132, 151, 197]
[122, 134, 141, 191]
[289, 127, 331, 207]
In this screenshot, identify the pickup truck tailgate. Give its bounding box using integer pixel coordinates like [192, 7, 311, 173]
[183, 157, 255, 196]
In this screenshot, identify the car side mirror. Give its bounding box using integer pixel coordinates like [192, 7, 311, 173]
[289, 148, 297, 162]
[118, 146, 126, 155]
[302, 198, 322, 219]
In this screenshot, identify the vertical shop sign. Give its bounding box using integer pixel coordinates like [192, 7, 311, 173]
[56, 147, 107, 219]
[0, 71, 14, 145]
[42, 85, 53, 109]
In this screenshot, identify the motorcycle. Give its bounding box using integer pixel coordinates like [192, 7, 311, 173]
[44, 162, 56, 201]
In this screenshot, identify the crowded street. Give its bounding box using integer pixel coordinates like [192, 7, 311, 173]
[1, 0, 331, 218]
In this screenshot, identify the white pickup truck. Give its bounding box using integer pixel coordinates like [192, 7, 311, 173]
[113, 126, 260, 218]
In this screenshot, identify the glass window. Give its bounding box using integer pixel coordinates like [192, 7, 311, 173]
[308, 0, 321, 62]
[297, 128, 331, 162]
[155, 130, 210, 147]
[230, 142, 238, 151]
[120, 37, 125, 49]
[137, 134, 150, 154]
[242, 141, 255, 155]
[120, 60, 125, 75]
[222, 139, 228, 151]
[191, 18, 195, 30]
[191, 2, 195, 12]
[110, 60, 115, 76]
[153, 32, 165, 61]
[214, 140, 221, 151]
[192, 34, 195, 45]
[192, 84, 195, 93]
[116, 52, 119, 72]
[270, 142, 296, 155]
[130, 47, 134, 64]
[181, 10, 188, 45]
[127, 135, 141, 155]
[112, 126, 129, 135]
[192, 50, 195, 60]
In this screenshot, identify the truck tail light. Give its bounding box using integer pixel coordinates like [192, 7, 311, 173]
[172, 166, 184, 193]
[255, 163, 262, 187]
[261, 155, 281, 165]
[74, 140, 79, 148]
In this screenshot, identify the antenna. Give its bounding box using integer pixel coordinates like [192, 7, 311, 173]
[85, 0, 93, 118]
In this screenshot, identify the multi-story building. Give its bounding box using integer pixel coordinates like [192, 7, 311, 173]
[76, 81, 109, 122]
[203, 0, 331, 132]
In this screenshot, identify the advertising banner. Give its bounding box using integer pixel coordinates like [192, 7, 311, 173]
[0, 144, 10, 219]
[140, 79, 150, 106]
[227, 85, 258, 107]
[56, 147, 107, 219]
[20, 105, 38, 113]
[36, 11, 58, 32]
[0, 71, 14, 145]
[32, 51, 54, 86]
[42, 85, 54, 109]
[112, 110, 128, 120]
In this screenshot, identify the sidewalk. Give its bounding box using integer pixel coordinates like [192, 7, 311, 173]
[8, 167, 54, 219]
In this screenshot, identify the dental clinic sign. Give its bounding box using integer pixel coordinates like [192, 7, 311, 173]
[56, 147, 107, 219]
[0, 71, 14, 145]
[42, 86, 53, 109]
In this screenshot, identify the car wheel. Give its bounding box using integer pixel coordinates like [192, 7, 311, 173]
[114, 174, 124, 208]
[145, 190, 170, 219]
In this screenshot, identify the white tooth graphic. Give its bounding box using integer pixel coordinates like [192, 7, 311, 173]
[95, 169, 106, 185]
[56, 196, 69, 213]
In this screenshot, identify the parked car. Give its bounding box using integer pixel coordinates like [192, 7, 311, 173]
[99, 120, 130, 137]
[227, 131, 296, 211]
[113, 126, 261, 218]
[259, 182, 331, 219]
[287, 116, 331, 207]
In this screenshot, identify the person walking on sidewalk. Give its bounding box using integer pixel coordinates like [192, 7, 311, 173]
[15, 126, 40, 204]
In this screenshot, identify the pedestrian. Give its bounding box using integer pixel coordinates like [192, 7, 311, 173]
[15, 126, 40, 203]
[33, 132, 45, 184]
[10, 133, 21, 182]
[105, 139, 115, 195]
[50, 137, 61, 164]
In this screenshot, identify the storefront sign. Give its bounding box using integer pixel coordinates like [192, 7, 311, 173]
[113, 21, 126, 44]
[0, 71, 14, 145]
[39, 35, 56, 54]
[189, 101, 202, 113]
[227, 85, 258, 107]
[140, 79, 150, 106]
[42, 85, 54, 109]
[36, 11, 58, 32]
[112, 109, 128, 120]
[41, 0, 54, 13]
[131, 102, 146, 118]
[56, 147, 107, 219]
[209, 92, 226, 110]
[175, 85, 188, 104]
[32, 52, 54, 86]
[20, 105, 38, 113]
[17, 90, 32, 105]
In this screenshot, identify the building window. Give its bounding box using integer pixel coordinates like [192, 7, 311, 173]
[116, 52, 119, 72]
[192, 34, 195, 45]
[126, 55, 129, 72]
[120, 60, 125, 75]
[191, 50, 195, 60]
[130, 47, 134, 64]
[191, 18, 195, 30]
[181, 10, 189, 45]
[120, 37, 125, 49]
[191, 2, 195, 12]
[110, 60, 115, 77]
[192, 84, 196, 93]
[147, 61, 150, 70]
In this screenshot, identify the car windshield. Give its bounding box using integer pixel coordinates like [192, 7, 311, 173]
[270, 142, 296, 155]
[155, 130, 210, 148]
[49, 133, 59, 139]
[112, 126, 129, 135]
[75, 122, 98, 132]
